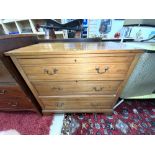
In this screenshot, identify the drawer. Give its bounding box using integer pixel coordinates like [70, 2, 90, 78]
[0, 97, 34, 109]
[23, 63, 130, 81]
[32, 81, 121, 96]
[0, 61, 15, 83]
[0, 84, 26, 97]
[40, 96, 115, 110]
[18, 56, 134, 65]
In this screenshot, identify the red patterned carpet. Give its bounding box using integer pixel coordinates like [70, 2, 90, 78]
[61, 100, 155, 135]
[0, 112, 53, 135]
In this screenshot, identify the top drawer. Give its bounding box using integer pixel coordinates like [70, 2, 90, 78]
[0, 84, 26, 98]
[18, 56, 134, 65]
[22, 63, 131, 81]
[0, 60, 15, 83]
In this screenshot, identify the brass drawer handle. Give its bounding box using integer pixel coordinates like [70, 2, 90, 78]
[51, 87, 63, 91]
[56, 102, 64, 107]
[95, 66, 109, 74]
[93, 87, 104, 92]
[44, 68, 58, 75]
[0, 90, 6, 95]
[8, 102, 18, 107]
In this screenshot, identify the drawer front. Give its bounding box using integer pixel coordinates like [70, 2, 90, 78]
[23, 63, 130, 81]
[33, 81, 121, 96]
[0, 61, 15, 83]
[0, 97, 34, 109]
[40, 96, 115, 110]
[18, 56, 134, 65]
[0, 85, 26, 97]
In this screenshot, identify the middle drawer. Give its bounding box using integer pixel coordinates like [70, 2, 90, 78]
[32, 81, 121, 96]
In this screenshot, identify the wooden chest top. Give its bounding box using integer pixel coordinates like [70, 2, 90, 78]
[5, 42, 144, 56]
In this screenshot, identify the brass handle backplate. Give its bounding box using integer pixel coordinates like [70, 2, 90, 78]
[91, 103, 103, 106]
[51, 87, 63, 91]
[56, 102, 64, 107]
[95, 66, 109, 74]
[0, 90, 6, 95]
[44, 68, 58, 75]
[8, 102, 18, 107]
[93, 87, 104, 92]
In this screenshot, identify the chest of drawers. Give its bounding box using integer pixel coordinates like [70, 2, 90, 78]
[5, 42, 143, 114]
[0, 35, 41, 114]
[0, 59, 34, 110]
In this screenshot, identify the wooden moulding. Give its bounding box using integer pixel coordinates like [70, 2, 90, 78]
[42, 109, 113, 115]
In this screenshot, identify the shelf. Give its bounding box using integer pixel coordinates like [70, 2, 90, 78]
[15, 19, 28, 22]
[0, 19, 65, 38]
[36, 31, 64, 39]
[31, 19, 47, 33]
[16, 20, 32, 33]
[1, 19, 17, 23]
[0, 24, 5, 35]
[55, 31, 64, 34]
[21, 33, 34, 34]
[1, 19, 28, 23]
[36, 32, 45, 35]
[3, 22, 19, 34]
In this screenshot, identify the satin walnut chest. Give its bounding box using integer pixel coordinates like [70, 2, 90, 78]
[5, 42, 143, 114]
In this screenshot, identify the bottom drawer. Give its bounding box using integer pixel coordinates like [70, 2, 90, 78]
[0, 97, 34, 110]
[40, 96, 115, 110]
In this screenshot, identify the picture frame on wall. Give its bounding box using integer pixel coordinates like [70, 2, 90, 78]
[88, 19, 124, 39]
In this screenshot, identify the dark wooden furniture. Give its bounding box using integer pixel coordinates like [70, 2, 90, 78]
[6, 42, 143, 114]
[0, 35, 41, 114]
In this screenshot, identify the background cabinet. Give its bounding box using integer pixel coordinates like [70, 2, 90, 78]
[0, 19, 66, 39]
[0, 34, 42, 114]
